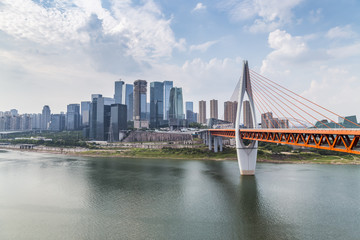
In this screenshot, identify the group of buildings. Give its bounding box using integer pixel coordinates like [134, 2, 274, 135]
[3, 78, 357, 142]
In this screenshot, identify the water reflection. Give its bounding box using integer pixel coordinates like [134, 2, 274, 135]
[1, 151, 360, 240]
[201, 161, 295, 239]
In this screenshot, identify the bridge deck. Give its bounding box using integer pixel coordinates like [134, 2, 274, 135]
[208, 128, 360, 154]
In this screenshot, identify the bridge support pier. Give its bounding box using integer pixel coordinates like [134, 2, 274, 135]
[208, 132, 212, 151]
[214, 137, 219, 153]
[219, 137, 223, 152]
[235, 60, 258, 176]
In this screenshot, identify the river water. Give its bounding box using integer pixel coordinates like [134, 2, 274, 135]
[0, 150, 359, 240]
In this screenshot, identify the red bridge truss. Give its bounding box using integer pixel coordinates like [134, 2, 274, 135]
[209, 129, 360, 155]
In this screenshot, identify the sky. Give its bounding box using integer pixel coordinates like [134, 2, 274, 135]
[1, 0, 360, 119]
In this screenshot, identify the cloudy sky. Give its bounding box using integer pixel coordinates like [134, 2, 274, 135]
[1, 0, 360, 119]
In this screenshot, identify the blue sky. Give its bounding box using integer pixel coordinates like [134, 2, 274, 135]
[1, 0, 360, 119]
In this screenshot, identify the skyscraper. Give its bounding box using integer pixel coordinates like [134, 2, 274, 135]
[133, 80, 148, 128]
[133, 80, 147, 120]
[224, 101, 238, 124]
[66, 104, 80, 130]
[243, 100, 253, 128]
[89, 94, 102, 139]
[198, 100, 206, 124]
[114, 80, 124, 104]
[124, 84, 133, 121]
[150, 81, 164, 128]
[41, 105, 51, 130]
[110, 104, 127, 142]
[163, 80, 173, 120]
[168, 87, 184, 128]
[49, 113, 65, 131]
[81, 101, 91, 127]
[96, 97, 115, 140]
[210, 99, 218, 119]
[185, 101, 196, 123]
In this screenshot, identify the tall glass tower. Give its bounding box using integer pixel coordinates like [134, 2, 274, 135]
[124, 84, 133, 121]
[66, 104, 80, 130]
[169, 87, 184, 120]
[163, 80, 173, 120]
[150, 82, 164, 128]
[114, 80, 124, 104]
[41, 105, 51, 130]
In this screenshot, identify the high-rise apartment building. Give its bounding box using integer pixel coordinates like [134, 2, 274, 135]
[163, 81, 173, 120]
[114, 80, 124, 104]
[150, 81, 164, 128]
[66, 104, 80, 130]
[41, 105, 51, 130]
[198, 100, 206, 124]
[261, 112, 288, 129]
[124, 84, 133, 121]
[81, 101, 91, 127]
[243, 100, 253, 128]
[224, 101, 238, 124]
[210, 99, 218, 119]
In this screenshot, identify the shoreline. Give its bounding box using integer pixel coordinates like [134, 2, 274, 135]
[1, 145, 360, 165]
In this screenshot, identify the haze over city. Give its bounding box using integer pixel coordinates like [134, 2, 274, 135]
[1, 0, 360, 117]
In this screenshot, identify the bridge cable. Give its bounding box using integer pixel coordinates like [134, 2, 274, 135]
[251, 74, 325, 128]
[251, 72, 335, 129]
[251, 79, 307, 128]
[250, 70, 357, 128]
[251, 81, 298, 128]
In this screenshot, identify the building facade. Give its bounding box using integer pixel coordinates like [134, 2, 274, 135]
[243, 100, 253, 128]
[41, 105, 51, 130]
[185, 101, 196, 123]
[114, 80, 124, 104]
[224, 101, 238, 124]
[198, 100, 206, 124]
[66, 104, 80, 130]
[81, 101, 91, 127]
[49, 113, 65, 131]
[168, 87, 185, 128]
[124, 84, 133, 121]
[150, 81, 164, 128]
[163, 81, 173, 120]
[110, 104, 127, 142]
[210, 99, 218, 119]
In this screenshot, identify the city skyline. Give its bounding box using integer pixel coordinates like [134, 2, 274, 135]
[1, 0, 360, 118]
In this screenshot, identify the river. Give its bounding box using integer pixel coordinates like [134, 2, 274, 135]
[0, 150, 359, 239]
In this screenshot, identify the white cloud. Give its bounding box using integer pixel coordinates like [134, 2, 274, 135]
[221, 0, 302, 33]
[327, 43, 360, 58]
[0, 0, 89, 44]
[301, 66, 360, 116]
[261, 29, 308, 75]
[326, 25, 356, 39]
[192, 3, 206, 12]
[0, 0, 181, 60]
[189, 40, 218, 52]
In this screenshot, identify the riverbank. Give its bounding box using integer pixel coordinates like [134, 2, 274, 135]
[1, 144, 360, 165]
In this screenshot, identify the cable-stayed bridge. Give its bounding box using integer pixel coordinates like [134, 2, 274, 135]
[200, 61, 360, 175]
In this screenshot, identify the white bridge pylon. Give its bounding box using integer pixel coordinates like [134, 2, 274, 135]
[235, 61, 258, 175]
